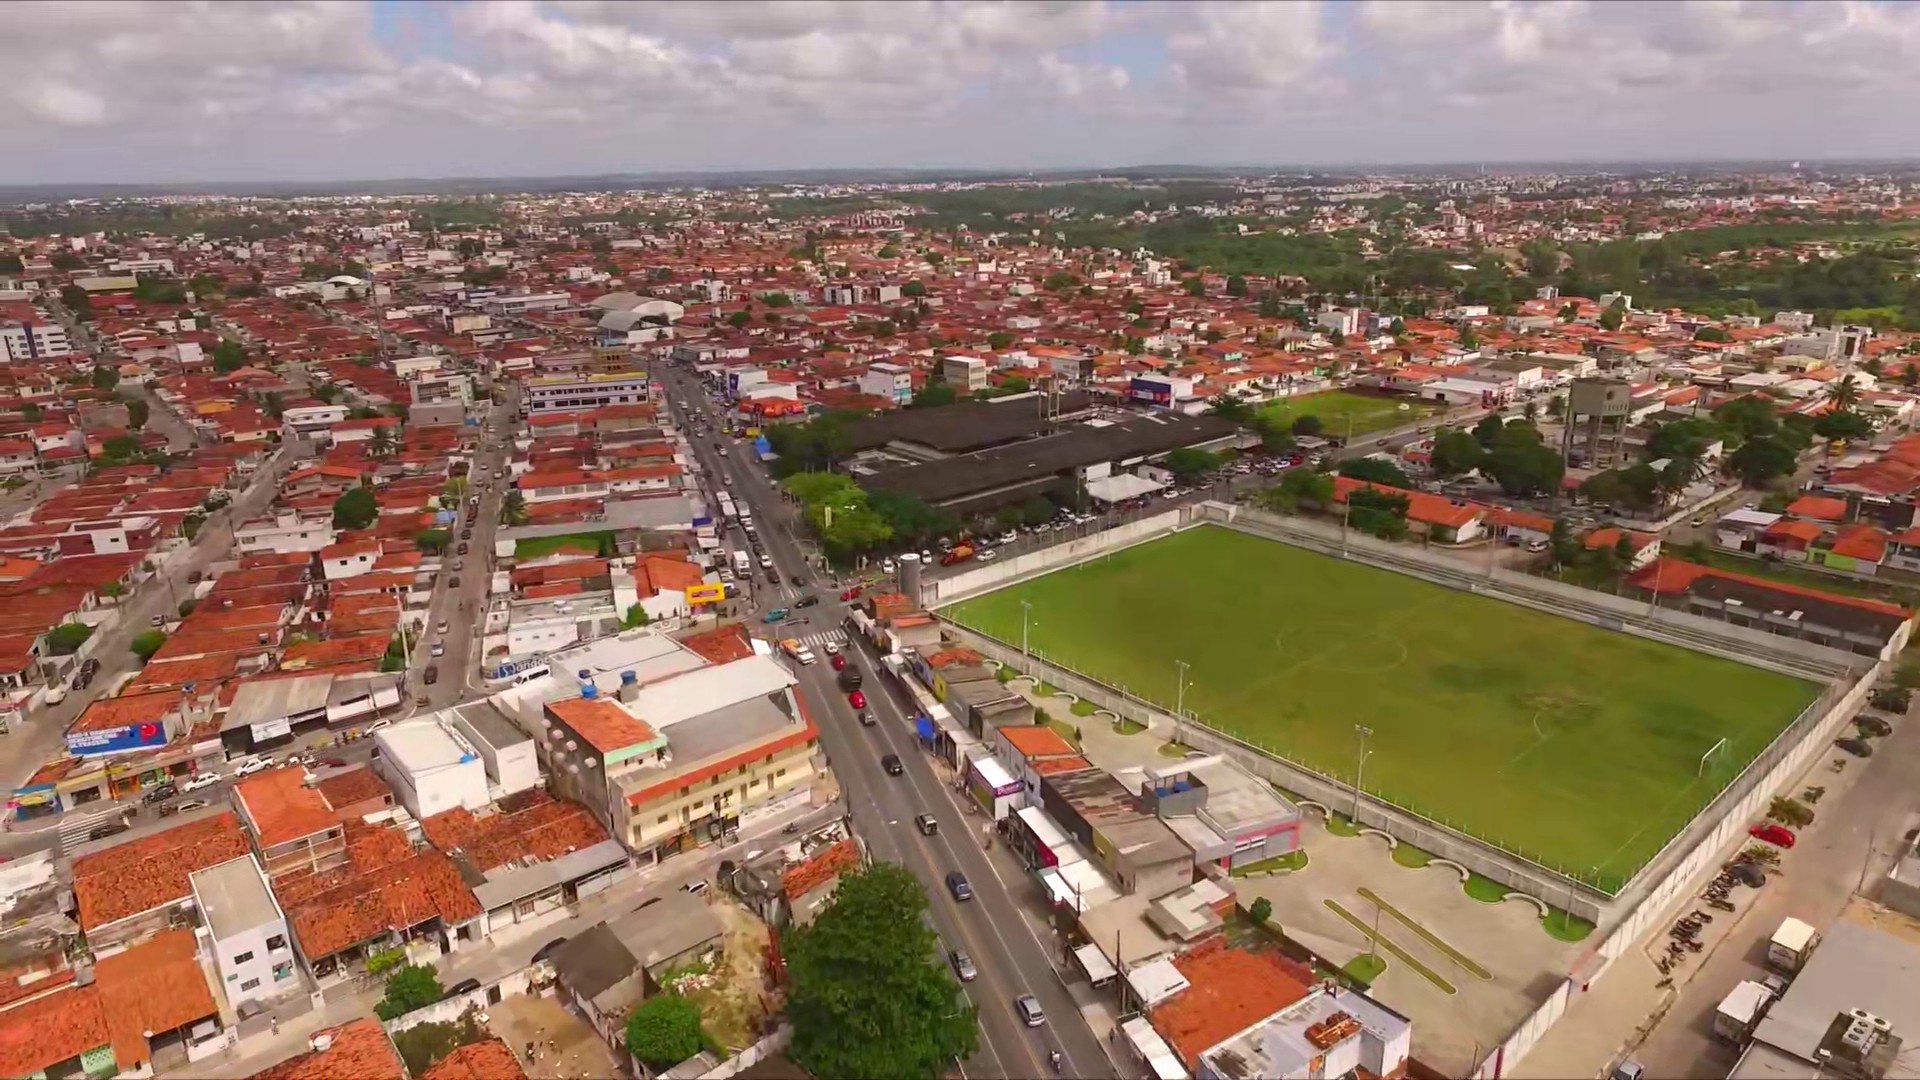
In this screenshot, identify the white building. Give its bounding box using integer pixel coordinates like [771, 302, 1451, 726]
[1315, 308, 1361, 337]
[319, 539, 382, 581]
[524, 373, 650, 414]
[373, 716, 492, 820]
[188, 855, 304, 1008]
[235, 512, 336, 556]
[448, 700, 541, 798]
[941, 355, 989, 394]
[280, 404, 348, 442]
[0, 318, 71, 362]
[858, 362, 914, 405]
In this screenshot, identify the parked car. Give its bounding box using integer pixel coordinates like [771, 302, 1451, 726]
[1750, 823, 1797, 848]
[180, 771, 222, 793]
[1858, 716, 1894, 737]
[149, 614, 167, 627]
[231, 755, 272, 778]
[142, 782, 178, 805]
[976, 549, 998, 561]
[848, 689, 867, 710]
[424, 665, 439, 685]
[430, 642, 446, 657]
[1014, 993, 1046, 1027]
[445, 978, 481, 998]
[457, 543, 469, 555]
[950, 949, 977, 982]
[460, 528, 472, 540]
[175, 798, 210, 813]
[88, 819, 130, 841]
[365, 719, 392, 734]
[840, 586, 863, 601]
[1835, 736, 1874, 757]
[881, 752, 903, 776]
[837, 668, 863, 691]
[436, 620, 450, 635]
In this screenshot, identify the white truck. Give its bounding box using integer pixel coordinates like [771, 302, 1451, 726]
[1768, 917, 1820, 973]
[731, 550, 752, 576]
[1714, 980, 1774, 1044]
[781, 639, 817, 665]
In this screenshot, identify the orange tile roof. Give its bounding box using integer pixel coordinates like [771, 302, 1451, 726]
[247, 1017, 407, 1080]
[284, 849, 481, 960]
[782, 837, 860, 899]
[235, 764, 391, 848]
[418, 1038, 529, 1080]
[547, 695, 658, 753]
[0, 981, 108, 1077]
[997, 725, 1078, 757]
[1154, 939, 1313, 1069]
[71, 811, 251, 930]
[421, 792, 607, 872]
[677, 623, 754, 664]
[1629, 557, 1913, 618]
[95, 928, 219, 1070]
[66, 689, 175, 735]
[1785, 495, 1849, 521]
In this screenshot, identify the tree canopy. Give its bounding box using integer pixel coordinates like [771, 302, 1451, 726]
[374, 964, 443, 1021]
[625, 994, 706, 1071]
[332, 486, 379, 530]
[211, 339, 248, 374]
[1337, 456, 1411, 489]
[1163, 447, 1222, 480]
[786, 863, 978, 1080]
[130, 630, 167, 661]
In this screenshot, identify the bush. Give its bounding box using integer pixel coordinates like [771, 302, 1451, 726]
[374, 963, 442, 1021]
[624, 994, 705, 1070]
[130, 630, 167, 661]
[392, 1011, 486, 1077]
[1872, 686, 1912, 713]
[46, 622, 92, 656]
[1249, 897, 1273, 925]
[1769, 796, 1815, 828]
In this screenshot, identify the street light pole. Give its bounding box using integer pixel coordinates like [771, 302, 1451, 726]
[1020, 599, 1033, 659]
[1351, 724, 1373, 823]
[1174, 659, 1190, 745]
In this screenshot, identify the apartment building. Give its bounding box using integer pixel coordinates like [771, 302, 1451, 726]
[524, 372, 651, 415]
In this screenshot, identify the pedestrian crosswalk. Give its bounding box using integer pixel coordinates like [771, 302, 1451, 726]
[792, 630, 847, 651]
[56, 806, 128, 854]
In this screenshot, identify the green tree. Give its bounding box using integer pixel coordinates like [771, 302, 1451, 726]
[130, 630, 167, 661]
[91, 366, 119, 391]
[1183, 276, 1206, 297]
[442, 476, 469, 507]
[1164, 447, 1222, 480]
[374, 964, 444, 1022]
[910, 383, 956, 409]
[1260, 467, 1334, 513]
[1713, 396, 1780, 447]
[1727, 435, 1797, 486]
[1598, 297, 1627, 331]
[211, 339, 248, 374]
[1043, 271, 1079, 292]
[1205, 395, 1253, 423]
[1020, 495, 1057, 526]
[622, 603, 651, 629]
[867, 489, 959, 548]
[19, 403, 39, 423]
[59, 284, 93, 320]
[1338, 457, 1411, 489]
[624, 994, 705, 1071]
[728, 310, 751, 328]
[901, 279, 927, 298]
[877, 243, 901, 259]
[1549, 517, 1579, 567]
[1291, 414, 1324, 438]
[1458, 324, 1480, 350]
[50, 252, 85, 271]
[1813, 409, 1874, 445]
[500, 490, 529, 526]
[47, 622, 92, 655]
[1226, 274, 1248, 297]
[1693, 326, 1730, 342]
[1485, 442, 1565, 497]
[392, 1011, 486, 1077]
[332, 486, 379, 530]
[987, 331, 1014, 351]
[415, 528, 450, 553]
[786, 863, 978, 1080]
[1249, 897, 1273, 925]
[101, 434, 141, 460]
[1828, 378, 1862, 413]
[1472, 412, 1506, 449]
[259, 391, 285, 419]
[0, 253, 22, 274]
[1430, 430, 1485, 477]
[369, 425, 396, 458]
[312, 382, 341, 404]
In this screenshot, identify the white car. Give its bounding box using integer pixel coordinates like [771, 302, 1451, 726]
[231, 755, 272, 778]
[436, 620, 450, 635]
[430, 641, 446, 657]
[998, 531, 1018, 545]
[881, 558, 896, 574]
[180, 772, 222, 793]
[823, 642, 840, 656]
[977, 549, 999, 561]
[365, 719, 392, 734]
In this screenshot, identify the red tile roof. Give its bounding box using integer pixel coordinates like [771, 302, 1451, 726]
[782, 837, 860, 899]
[0, 981, 109, 1077]
[625, 720, 818, 807]
[547, 695, 657, 754]
[71, 811, 251, 931]
[417, 1038, 529, 1080]
[1153, 939, 1314, 1069]
[95, 928, 219, 1070]
[283, 849, 481, 960]
[247, 1017, 407, 1080]
[677, 624, 754, 664]
[420, 791, 607, 873]
[1629, 557, 1913, 618]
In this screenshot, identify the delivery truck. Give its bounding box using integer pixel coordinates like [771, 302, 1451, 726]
[1768, 917, 1820, 973]
[1714, 980, 1774, 1044]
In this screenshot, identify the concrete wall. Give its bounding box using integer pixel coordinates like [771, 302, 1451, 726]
[927, 509, 1185, 607]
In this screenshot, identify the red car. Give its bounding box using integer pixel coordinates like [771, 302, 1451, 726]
[848, 690, 867, 709]
[1750, 823, 1797, 848]
[831, 654, 846, 671]
[840, 586, 863, 602]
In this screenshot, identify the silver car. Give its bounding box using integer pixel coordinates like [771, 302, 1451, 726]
[950, 949, 977, 983]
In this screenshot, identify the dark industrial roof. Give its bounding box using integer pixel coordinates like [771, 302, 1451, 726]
[843, 391, 1095, 455]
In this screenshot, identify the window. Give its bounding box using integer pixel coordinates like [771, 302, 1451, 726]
[657, 813, 669, 824]
[240, 978, 260, 992]
[233, 951, 254, 965]
[273, 962, 294, 982]
[776, 768, 787, 778]
[266, 934, 287, 951]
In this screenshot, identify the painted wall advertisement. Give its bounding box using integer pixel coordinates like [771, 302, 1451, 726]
[67, 721, 168, 756]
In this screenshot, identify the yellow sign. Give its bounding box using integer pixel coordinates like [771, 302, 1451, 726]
[686, 583, 726, 605]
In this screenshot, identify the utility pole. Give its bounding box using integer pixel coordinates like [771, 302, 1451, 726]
[1020, 599, 1033, 659]
[1174, 659, 1190, 745]
[1351, 724, 1373, 823]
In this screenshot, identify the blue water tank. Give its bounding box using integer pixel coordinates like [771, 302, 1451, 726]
[621, 670, 638, 687]
[581, 683, 598, 699]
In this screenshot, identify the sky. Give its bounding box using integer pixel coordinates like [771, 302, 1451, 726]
[6, 0, 1920, 185]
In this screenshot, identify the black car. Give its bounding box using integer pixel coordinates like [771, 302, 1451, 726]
[837, 668, 863, 690]
[457, 542, 469, 555]
[444, 978, 482, 997]
[424, 665, 439, 685]
[882, 753, 903, 776]
[790, 574, 805, 586]
[142, 782, 178, 805]
[460, 528, 472, 540]
[858, 710, 876, 727]
[794, 596, 819, 609]
[88, 819, 130, 841]
[532, 937, 569, 963]
[1858, 715, 1894, 737]
[81, 658, 100, 676]
[945, 872, 973, 902]
[1835, 736, 1873, 757]
[766, 570, 780, 585]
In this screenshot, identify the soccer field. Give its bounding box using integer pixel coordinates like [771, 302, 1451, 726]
[1257, 390, 1444, 437]
[942, 527, 1820, 891]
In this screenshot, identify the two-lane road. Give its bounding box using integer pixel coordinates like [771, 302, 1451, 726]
[663, 365, 1114, 1079]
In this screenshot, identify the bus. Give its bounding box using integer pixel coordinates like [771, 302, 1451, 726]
[716, 492, 737, 523]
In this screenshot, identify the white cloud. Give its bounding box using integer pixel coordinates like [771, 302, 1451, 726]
[3, 0, 1920, 183]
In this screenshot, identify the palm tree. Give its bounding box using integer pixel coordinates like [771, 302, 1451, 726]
[500, 490, 529, 526]
[1830, 377, 1861, 412]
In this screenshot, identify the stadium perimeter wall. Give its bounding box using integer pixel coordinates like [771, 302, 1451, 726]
[931, 502, 1886, 1079]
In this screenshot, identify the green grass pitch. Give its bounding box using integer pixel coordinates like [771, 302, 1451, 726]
[1256, 390, 1445, 437]
[942, 527, 1820, 891]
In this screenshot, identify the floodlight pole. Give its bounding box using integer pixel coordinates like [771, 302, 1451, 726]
[1352, 724, 1374, 823]
[1174, 659, 1190, 745]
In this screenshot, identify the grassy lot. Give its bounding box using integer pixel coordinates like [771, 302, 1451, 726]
[1257, 390, 1445, 439]
[514, 531, 611, 560]
[944, 526, 1818, 891]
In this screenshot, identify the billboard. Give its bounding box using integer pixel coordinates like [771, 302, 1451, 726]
[68, 721, 168, 756]
[1129, 377, 1173, 405]
[685, 583, 726, 606]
